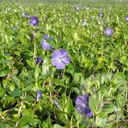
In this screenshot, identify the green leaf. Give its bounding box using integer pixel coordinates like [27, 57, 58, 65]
[34, 64, 40, 80]
[22, 108, 34, 117]
[0, 59, 12, 64]
[24, 96, 35, 102]
[116, 94, 126, 108]
[2, 97, 16, 110]
[0, 87, 5, 97]
[10, 86, 32, 98]
[12, 76, 21, 86]
[53, 124, 63, 128]
[42, 116, 52, 128]
[19, 116, 38, 126]
[59, 116, 69, 126]
[0, 123, 7, 128]
[108, 114, 116, 123]
[14, 51, 21, 56]
[42, 57, 50, 74]
[16, 123, 29, 128]
[10, 88, 23, 97]
[72, 87, 80, 95]
[53, 78, 65, 87]
[95, 112, 108, 127]
[73, 32, 78, 40]
[26, 59, 35, 68]
[45, 38, 56, 49]
[0, 69, 11, 77]
[74, 73, 82, 83]
[103, 104, 115, 113]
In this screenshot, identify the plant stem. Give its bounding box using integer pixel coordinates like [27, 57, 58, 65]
[0, 113, 5, 120]
[15, 94, 26, 126]
[33, 41, 37, 59]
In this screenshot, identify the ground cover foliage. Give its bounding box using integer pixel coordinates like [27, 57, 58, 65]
[0, 1, 128, 128]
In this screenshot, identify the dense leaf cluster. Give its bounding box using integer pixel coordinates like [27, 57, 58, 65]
[0, 2, 128, 128]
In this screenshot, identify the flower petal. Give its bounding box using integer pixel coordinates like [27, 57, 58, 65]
[30, 17, 38, 26]
[85, 106, 93, 118]
[41, 39, 52, 50]
[84, 94, 89, 106]
[61, 56, 70, 64]
[104, 28, 113, 36]
[36, 90, 42, 102]
[59, 50, 68, 57]
[52, 50, 68, 58]
[35, 57, 43, 66]
[75, 96, 85, 107]
[51, 58, 60, 66]
[43, 34, 49, 39]
[76, 105, 85, 114]
[57, 64, 65, 70]
[51, 50, 60, 58]
[126, 16, 128, 22]
[51, 58, 65, 70]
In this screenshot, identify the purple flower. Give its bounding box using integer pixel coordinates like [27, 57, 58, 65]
[43, 34, 49, 39]
[51, 50, 70, 70]
[43, 34, 53, 40]
[35, 57, 43, 66]
[30, 17, 38, 26]
[126, 16, 128, 22]
[75, 94, 93, 118]
[41, 39, 52, 50]
[104, 28, 113, 36]
[36, 90, 42, 102]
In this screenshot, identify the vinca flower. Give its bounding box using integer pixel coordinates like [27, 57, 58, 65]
[41, 34, 53, 50]
[43, 34, 53, 40]
[30, 16, 38, 26]
[41, 39, 52, 50]
[104, 28, 113, 36]
[51, 50, 70, 70]
[35, 57, 44, 66]
[36, 90, 42, 102]
[126, 16, 128, 22]
[75, 94, 93, 118]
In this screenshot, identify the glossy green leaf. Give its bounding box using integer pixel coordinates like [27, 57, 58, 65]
[0, 69, 11, 77]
